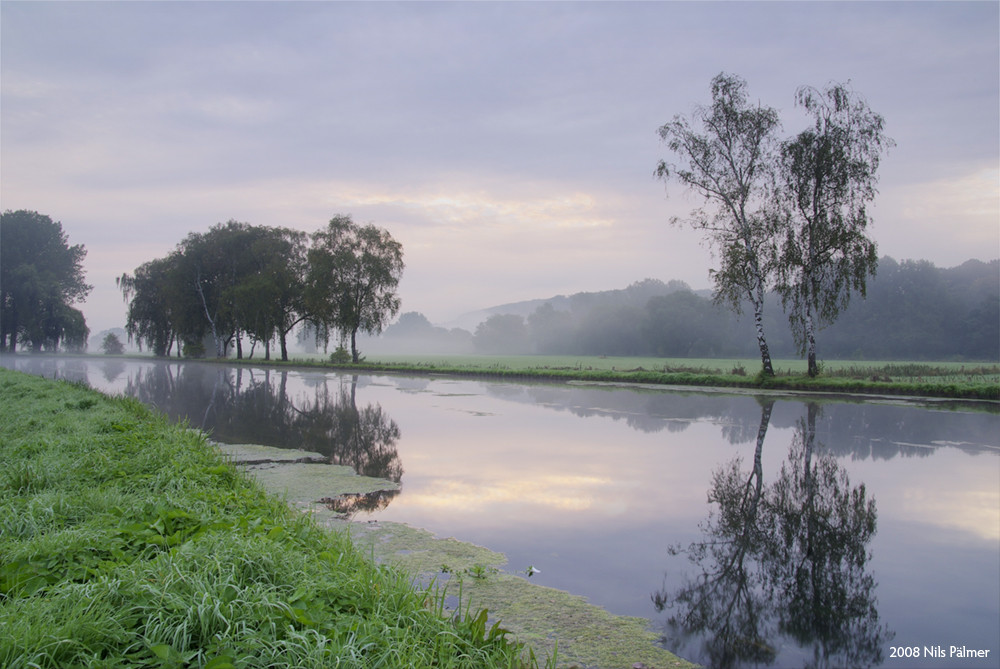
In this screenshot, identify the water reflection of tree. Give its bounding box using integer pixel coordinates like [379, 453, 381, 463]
[99, 359, 126, 383]
[298, 375, 403, 484]
[123, 365, 403, 513]
[510, 381, 999, 458]
[654, 401, 891, 669]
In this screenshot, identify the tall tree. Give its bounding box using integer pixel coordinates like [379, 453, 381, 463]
[118, 252, 189, 357]
[178, 220, 264, 358]
[656, 73, 781, 375]
[1, 210, 91, 352]
[306, 215, 404, 363]
[242, 226, 308, 361]
[775, 83, 893, 376]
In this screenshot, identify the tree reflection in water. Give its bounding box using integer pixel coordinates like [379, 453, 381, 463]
[125, 365, 402, 517]
[298, 375, 402, 517]
[654, 401, 892, 669]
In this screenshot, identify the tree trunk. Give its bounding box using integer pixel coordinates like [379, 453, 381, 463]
[194, 272, 223, 357]
[4, 309, 17, 352]
[279, 333, 289, 362]
[805, 308, 818, 377]
[752, 288, 774, 376]
[747, 399, 774, 517]
[351, 329, 359, 363]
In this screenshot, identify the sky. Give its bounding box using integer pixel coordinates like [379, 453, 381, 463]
[2, 1, 998, 334]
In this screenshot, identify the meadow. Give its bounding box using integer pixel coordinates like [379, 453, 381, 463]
[319, 354, 1000, 401]
[0, 368, 545, 668]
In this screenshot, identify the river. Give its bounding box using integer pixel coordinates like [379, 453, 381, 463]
[3, 354, 998, 668]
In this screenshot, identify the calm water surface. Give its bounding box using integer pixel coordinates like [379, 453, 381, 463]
[4, 355, 999, 669]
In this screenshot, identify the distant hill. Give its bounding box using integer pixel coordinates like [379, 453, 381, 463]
[377, 257, 998, 361]
[441, 278, 699, 331]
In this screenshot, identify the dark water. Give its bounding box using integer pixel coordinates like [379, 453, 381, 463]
[4, 354, 999, 669]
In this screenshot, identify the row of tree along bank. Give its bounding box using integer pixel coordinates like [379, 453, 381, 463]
[118, 215, 403, 363]
[0, 210, 406, 363]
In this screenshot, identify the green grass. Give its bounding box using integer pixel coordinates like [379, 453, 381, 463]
[316, 354, 999, 401]
[0, 369, 543, 668]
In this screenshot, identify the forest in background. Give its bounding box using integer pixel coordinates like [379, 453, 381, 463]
[372, 257, 999, 362]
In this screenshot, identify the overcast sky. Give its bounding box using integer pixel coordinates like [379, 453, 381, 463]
[2, 1, 997, 333]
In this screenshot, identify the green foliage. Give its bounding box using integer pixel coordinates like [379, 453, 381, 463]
[0, 210, 92, 353]
[101, 332, 126, 355]
[306, 214, 404, 363]
[385, 259, 997, 362]
[656, 73, 782, 375]
[117, 253, 187, 357]
[775, 82, 893, 376]
[182, 338, 206, 358]
[329, 345, 352, 364]
[120, 223, 311, 361]
[119, 215, 401, 364]
[0, 369, 539, 668]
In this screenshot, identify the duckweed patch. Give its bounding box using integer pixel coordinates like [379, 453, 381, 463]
[216, 442, 400, 504]
[304, 509, 696, 669]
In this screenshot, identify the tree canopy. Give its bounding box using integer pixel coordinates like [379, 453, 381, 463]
[119, 215, 403, 362]
[306, 215, 404, 363]
[657, 74, 894, 375]
[775, 83, 893, 376]
[657, 73, 782, 375]
[1, 210, 92, 352]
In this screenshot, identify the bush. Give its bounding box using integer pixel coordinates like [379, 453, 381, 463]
[100, 333, 125, 355]
[330, 345, 351, 363]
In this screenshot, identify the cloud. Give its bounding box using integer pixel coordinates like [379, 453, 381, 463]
[879, 166, 1000, 262]
[403, 474, 620, 514]
[2, 1, 996, 331]
[901, 486, 1000, 543]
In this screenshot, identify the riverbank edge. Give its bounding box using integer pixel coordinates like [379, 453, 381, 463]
[0, 369, 534, 668]
[221, 441, 698, 669]
[1, 369, 696, 669]
[8, 352, 998, 401]
[316, 362, 1000, 402]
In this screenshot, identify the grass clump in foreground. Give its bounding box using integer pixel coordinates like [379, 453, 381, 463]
[0, 369, 542, 669]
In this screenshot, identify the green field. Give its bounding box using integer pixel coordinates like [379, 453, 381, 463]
[313, 354, 996, 400]
[360, 353, 996, 379]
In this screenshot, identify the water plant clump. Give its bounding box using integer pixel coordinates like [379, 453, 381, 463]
[0, 368, 541, 668]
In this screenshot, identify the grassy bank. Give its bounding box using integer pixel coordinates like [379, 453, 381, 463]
[314, 354, 1000, 402]
[0, 369, 542, 668]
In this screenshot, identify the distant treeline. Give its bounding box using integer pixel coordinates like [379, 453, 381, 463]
[378, 258, 999, 362]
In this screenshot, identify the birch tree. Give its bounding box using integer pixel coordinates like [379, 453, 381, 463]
[656, 73, 781, 376]
[775, 83, 893, 376]
[306, 215, 404, 363]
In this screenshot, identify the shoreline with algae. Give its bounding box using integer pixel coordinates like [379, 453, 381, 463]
[221, 441, 697, 669]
